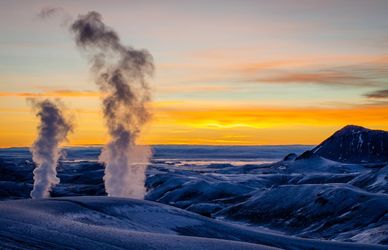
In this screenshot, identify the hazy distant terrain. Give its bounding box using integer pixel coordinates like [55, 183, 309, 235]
[0, 145, 310, 200]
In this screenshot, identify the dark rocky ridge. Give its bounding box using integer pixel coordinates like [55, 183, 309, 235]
[312, 125, 388, 164]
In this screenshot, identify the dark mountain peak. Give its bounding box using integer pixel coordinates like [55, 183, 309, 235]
[335, 125, 377, 136]
[312, 125, 388, 164]
[339, 124, 367, 132]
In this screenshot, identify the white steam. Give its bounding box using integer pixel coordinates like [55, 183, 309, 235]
[29, 99, 73, 199]
[70, 11, 154, 198]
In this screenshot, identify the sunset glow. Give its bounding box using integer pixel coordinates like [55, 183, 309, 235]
[1, 0, 387, 147]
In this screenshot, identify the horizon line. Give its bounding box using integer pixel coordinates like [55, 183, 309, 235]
[0, 144, 316, 149]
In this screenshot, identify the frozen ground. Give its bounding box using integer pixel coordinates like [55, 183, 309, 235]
[146, 150, 388, 246]
[0, 196, 279, 250]
[0, 196, 386, 250]
[0, 126, 387, 249]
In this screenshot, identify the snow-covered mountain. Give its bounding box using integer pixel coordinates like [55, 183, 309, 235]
[312, 125, 388, 164]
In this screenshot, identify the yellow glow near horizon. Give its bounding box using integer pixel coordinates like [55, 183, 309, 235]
[0, 100, 387, 147]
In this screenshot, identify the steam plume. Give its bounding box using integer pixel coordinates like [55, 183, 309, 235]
[38, 7, 64, 19]
[37, 6, 72, 26]
[30, 99, 73, 199]
[70, 11, 154, 198]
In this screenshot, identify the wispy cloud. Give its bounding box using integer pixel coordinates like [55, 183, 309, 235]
[158, 53, 388, 89]
[253, 70, 371, 86]
[364, 89, 388, 99]
[244, 55, 388, 87]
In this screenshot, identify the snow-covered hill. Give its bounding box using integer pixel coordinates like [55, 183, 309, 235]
[0, 196, 386, 250]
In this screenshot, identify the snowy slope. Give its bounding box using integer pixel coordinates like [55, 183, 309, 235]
[0, 196, 386, 250]
[146, 159, 388, 245]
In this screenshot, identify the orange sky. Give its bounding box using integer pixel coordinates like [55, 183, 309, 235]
[0, 95, 387, 147]
[0, 1, 387, 147]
